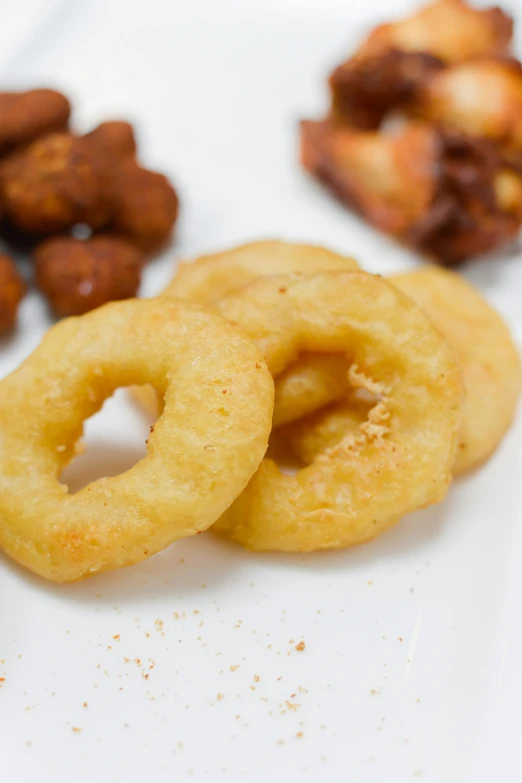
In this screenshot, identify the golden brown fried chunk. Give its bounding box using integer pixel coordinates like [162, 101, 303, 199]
[109, 162, 179, 252]
[0, 89, 70, 154]
[83, 121, 137, 160]
[415, 57, 522, 168]
[330, 49, 443, 130]
[301, 119, 436, 235]
[0, 133, 115, 234]
[360, 0, 512, 63]
[34, 235, 142, 316]
[300, 119, 522, 264]
[0, 253, 25, 334]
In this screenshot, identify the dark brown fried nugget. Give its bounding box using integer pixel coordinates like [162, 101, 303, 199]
[35, 235, 143, 316]
[0, 89, 70, 154]
[110, 162, 179, 253]
[83, 121, 137, 160]
[0, 253, 26, 334]
[0, 133, 115, 234]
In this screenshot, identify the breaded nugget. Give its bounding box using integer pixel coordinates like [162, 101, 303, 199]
[0, 88, 70, 153]
[84, 121, 137, 160]
[110, 162, 179, 252]
[0, 133, 115, 234]
[35, 235, 142, 315]
[0, 253, 25, 334]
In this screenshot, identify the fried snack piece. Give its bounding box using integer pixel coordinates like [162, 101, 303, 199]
[415, 58, 522, 169]
[130, 241, 358, 426]
[110, 162, 179, 252]
[300, 119, 522, 265]
[0, 88, 70, 154]
[164, 239, 359, 303]
[0, 297, 274, 581]
[0, 133, 114, 234]
[212, 271, 463, 552]
[0, 253, 25, 334]
[330, 49, 444, 130]
[84, 121, 137, 160]
[284, 268, 521, 475]
[272, 353, 350, 428]
[358, 0, 512, 64]
[35, 235, 143, 316]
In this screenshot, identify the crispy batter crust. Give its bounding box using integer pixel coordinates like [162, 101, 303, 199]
[300, 119, 522, 264]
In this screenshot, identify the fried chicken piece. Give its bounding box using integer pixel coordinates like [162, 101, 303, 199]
[34, 235, 143, 316]
[83, 121, 137, 160]
[109, 162, 179, 252]
[0, 89, 70, 154]
[415, 57, 522, 169]
[0, 253, 25, 334]
[330, 0, 513, 129]
[360, 0, 512, 63]
[301, 119, 436, 235]
[0, 133, 115, 235]
[300, 119, 522, 264]
[330, 49, 444, 129]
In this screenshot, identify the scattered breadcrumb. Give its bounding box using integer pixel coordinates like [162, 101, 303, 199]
[295, 641, 306, 652]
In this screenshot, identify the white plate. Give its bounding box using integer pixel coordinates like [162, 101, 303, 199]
[1, 2, 521, 781]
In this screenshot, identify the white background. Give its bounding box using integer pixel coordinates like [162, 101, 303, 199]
[0, 2, 521, 781]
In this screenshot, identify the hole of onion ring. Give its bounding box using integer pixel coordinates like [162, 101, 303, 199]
[60, 388, 151, 494]
[265, 430, 303, 475]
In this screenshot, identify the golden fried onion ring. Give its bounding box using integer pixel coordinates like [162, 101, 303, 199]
[163, 239, 359, 303]
[131, 240, 358, 425]
[212, 271, 463, 551]
[284, 268, 521, 475]
[0, 297, 274, 581]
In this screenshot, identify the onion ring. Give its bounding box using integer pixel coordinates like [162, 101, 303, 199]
[0, 297, 274, 581]
[212, 271, 463, 551]
[284, 267, 521, 475]
[132, 240, 358, 424]
[163, 239, 359, 303]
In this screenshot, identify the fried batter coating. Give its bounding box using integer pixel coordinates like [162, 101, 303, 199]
[415, 57, 522, 168]
[164, 240, 358, 303]
[0, 298, 273, 581]
[359, 0, 512, 63]
[330, 49, 444, 129]
[84, 121, 137, 160]
[213, 272, 463, 552]
[35, 235, 143, 316]
[0, 133, 115, 234]
[0, 253, 25, 334]
[110, 162, 179, 252]
[0, 88, 70, 154]
[300, 119, 522, 264]
[284, 267, 521, 475]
